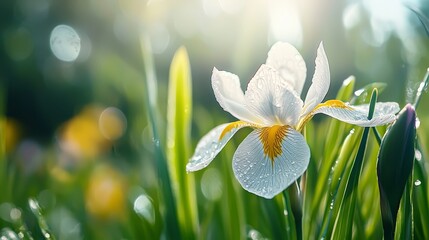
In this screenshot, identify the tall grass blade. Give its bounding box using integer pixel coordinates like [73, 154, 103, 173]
[332, 89, 378, 239]
[413, 139, 429, 239]
[139, 36, 180, 239]
[282, 191, 297, 240]
[377, 104, 416, 239]
[412, 68, 429, 110]
[304, 76, 355, 238]
[318, 127, 362, 239]
[0, 85, 5, 202]
[28, 199, 55, 240]
[167, 47, 198, 239]
[407, 6, 429, 37]
[395, 177, 413, 240]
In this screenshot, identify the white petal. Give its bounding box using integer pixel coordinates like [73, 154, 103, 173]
[266, 42, 307, 95]
[187, 122, 249, 172]
[302, 42, 330, 117]
[232, 127, 310, 199]
[212, 68, 261, 124]
[244, 64, 303, 127]
[312, 101, 400, 127]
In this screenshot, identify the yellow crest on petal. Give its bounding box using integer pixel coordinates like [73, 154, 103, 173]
[314, 99, 352, 110]
[259, 125, 288, 163]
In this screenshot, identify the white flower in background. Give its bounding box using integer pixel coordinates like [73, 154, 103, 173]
[187, 42, 399, 199]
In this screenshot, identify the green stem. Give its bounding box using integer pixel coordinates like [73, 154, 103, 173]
[413, 67, 429, 110]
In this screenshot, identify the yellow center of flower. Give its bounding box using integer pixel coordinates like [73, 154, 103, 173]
[259, 125, 288, 163]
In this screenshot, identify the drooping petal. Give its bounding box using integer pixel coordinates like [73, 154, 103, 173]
[244, 64, 303, 127]
[310, 100, 400, 127]
[302, 42, 330, 117]
[232, 126, 310, 199]
[187, 121, 250, 172]
[265, 42, 307, 95]
[212, 68, 261, 124]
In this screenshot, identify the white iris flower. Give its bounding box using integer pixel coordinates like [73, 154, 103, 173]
[186, 42, 399, 199]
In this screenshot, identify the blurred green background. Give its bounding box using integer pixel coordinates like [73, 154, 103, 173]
[1, 0, 429, 239]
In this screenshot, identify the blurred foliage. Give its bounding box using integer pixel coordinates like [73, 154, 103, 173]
[1, 0, 429, 239]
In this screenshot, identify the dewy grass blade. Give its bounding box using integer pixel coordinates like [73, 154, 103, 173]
[140, 36, 180, 239]
[282, 191, 297, 240]
[413, 139, 429, 239]
[318, 127, 362, 239]
[305, 77, 355, 238]
[167, 47, 198, 239]
[377, 105, 416, 240]
[395, 176, 413, 240]
[28, 199, 55, 240]
[412, 68, 429, 110]
[332, 89, 378, 239]
[407, 6, 429, 37]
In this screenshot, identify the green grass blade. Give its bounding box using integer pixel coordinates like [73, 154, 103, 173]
[407, 6, 429, 37]
[395, 177, 413, 240]
[332, 89, 378, 239]
[353, 82, 387, 104]
[139, 36, 180, 239]
[28, 199, 55, 240]
[305, 77, 355, 238]
[412, 68, 429, 110]
[318, 127, 362, 239]
[282, 191, 297, 240]
[413, 138, 429, 239]
[0, 85, 5, 202]
[377, 105, 416, 240]
[167, 47, 198, 239]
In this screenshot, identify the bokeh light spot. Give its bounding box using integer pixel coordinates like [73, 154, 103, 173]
[99, 107, 127, 141]
[200, 168, 223, 201]
[50, 25, 81, 62]
[4, 27, 33, 61]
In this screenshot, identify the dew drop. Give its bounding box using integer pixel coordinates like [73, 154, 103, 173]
[415, 179, 422, 186]
[415, 149, 422, 161]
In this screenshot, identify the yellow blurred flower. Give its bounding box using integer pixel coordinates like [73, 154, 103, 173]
[58, 105, 127, 161]
[3, 118, 22, 154]
[85, 165, 127, 220]
[59, 105, 108, 159]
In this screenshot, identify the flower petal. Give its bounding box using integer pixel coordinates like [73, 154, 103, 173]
[187, 121, 249, 172]
[212, 68, 261, 124]
[311, 100, 400, 127]
[232, 126, 310, 199]
[266, 42, 307, 95]
[302, 42, 330, 117]
[244, 64, 303, 127]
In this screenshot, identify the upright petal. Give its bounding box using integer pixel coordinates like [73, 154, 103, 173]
[244, 65, 303, 127]
[302, 42, 330, 117]
[311, 100, 400, 127]
[232, 126, 310, 199]
[212, 68, 261, 124]
[187, 121, 250, 172]
[266, 42, 307, 95]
